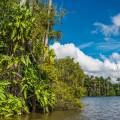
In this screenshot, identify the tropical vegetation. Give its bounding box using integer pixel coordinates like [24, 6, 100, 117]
[84, 76, 120, 96]
[0, 0, 120, 119]
[0, 0, 85, 118]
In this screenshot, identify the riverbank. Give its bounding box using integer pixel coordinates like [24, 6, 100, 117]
[3, 96, 120, 120]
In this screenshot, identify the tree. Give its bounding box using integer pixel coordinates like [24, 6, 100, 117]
[55, 57, 85, 109]
[84, 76, 117, 96]
[19, 0, 53, 47]
[44, 0, 52, 47]
[0, 0, 57, 116]
[117, 78, 120, 90]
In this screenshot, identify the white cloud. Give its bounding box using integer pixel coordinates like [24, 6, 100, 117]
[93, 14, 120, 40]
[79, 42, 94, 49]
[112, 14, 120, 27]
[51, 43, 120, 83]
[110, 53, 120, 62]
[96, 42, 120, 51]
[94, 23, 119, 37]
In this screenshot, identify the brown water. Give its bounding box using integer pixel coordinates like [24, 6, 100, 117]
[20, 110, 86, 120]
[3, 97, 120, 120]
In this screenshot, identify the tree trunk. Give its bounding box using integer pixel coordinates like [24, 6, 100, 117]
[32, 95, 36, 113]
[20, 0, 33, 10]
[44, 0, 52, 47]
[20, 0, 27, 5]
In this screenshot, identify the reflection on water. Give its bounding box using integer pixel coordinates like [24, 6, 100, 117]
[21, 110, 88, 120]
[3, 96, 120, 120]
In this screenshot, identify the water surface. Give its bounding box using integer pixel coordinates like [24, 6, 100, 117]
[17, 97, 120, 120]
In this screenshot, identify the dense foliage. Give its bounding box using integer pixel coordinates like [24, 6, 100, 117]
[0, 0, 85, 118]
[84, 76, 120, 96]
[55, 58, 85, 109]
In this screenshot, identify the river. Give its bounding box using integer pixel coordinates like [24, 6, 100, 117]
[11, 97, 120, 120]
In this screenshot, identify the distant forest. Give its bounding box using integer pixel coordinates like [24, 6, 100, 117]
[84, 76, 120, 96]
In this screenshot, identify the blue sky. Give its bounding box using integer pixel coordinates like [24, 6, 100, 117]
[53, 0, 120, 58]
[51, 0, 120, 82]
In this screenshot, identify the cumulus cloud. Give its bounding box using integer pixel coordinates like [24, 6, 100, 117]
[93, 14, 120, 40]
[51, 43, 120, 83]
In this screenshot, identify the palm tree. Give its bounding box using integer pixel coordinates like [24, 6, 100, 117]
[117, 78, 120, 90]
[106, 77, 111, 95]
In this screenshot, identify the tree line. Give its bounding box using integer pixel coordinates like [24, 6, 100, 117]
[84, 76, 120, 96]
